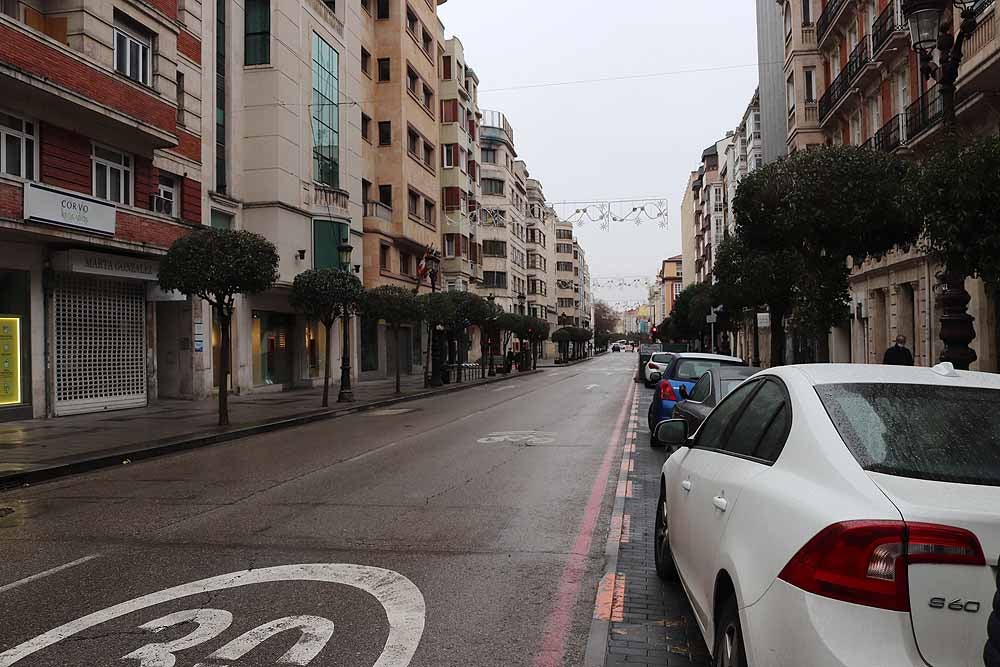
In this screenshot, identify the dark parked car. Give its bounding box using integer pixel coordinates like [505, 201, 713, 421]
[611, 344, 621, 352]
[667, 366, 761, 438]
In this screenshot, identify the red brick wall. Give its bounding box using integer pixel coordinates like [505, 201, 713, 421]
[0, 181, 22, 219]
[177, 30, 201, 64]
[134, 156, 157, 211]
[116, 211, 191, 248]
[40, 124, 90, 194]
[175, 129, 201, 163]
[146, 0, 178, 20]
[181, 178, 201, 225]
[0, 24, 176, 135]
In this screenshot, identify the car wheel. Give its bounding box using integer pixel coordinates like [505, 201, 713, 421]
[648, 403, 663, 448]
[653, 486, 676, 580]
[714, 597, 748, 667]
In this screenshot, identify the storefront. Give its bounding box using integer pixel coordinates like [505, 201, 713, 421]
[0, 270, 31, 421]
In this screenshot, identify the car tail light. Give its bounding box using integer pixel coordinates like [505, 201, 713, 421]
[778, 521, 985, 612]
[659, 381, 677, 402]
[647, 363, 658, 370]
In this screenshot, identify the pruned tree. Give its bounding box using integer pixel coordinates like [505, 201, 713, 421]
[159, 228, 279, 426]
[418, 291, 458, 386]
[289, 269, 363, 407]
[361, 285, 422, 394]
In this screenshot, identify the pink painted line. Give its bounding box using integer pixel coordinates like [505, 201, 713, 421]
[533, 381, 635, 667]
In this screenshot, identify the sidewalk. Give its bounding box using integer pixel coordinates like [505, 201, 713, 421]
[0, 368, 539, 490]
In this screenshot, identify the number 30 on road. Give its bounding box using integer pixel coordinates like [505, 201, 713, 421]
[0, 563, 425, 667]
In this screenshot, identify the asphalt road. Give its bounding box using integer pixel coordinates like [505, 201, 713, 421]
[0, 353, 638, 667]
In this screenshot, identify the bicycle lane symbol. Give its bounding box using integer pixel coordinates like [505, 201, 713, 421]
[0, 563, 425, 667]
[477, 431, 557, 446]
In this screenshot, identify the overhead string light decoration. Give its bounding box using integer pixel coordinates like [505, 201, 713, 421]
[442, 198, 669, 231]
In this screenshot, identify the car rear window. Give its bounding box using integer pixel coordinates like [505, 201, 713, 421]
[721, 379, 747, 397]
[816, 383, 1000, 486]
[674, 359, 742, 381]
[650, 353, 674, 364]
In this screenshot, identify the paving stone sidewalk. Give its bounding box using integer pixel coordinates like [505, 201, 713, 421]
[0, 367, 535, 484]
[604, 385, 711, 666]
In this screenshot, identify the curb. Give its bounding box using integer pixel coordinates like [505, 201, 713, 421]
[0, 370, 543, 492]
[582, 383, 640, 666]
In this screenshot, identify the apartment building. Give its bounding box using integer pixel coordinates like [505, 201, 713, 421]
[554, 219, 577, 327]
[438, 35, 482, 293]
[781, 0, 825, 152]
[658, 255, 684, 317]
[812, 0, 999, 371]
[679, 170, 699, 290]
[722, 93, 764, 236]
[525, 176, 558, 355]
[475, 109, 527, 314]
[576, 242, 592, 330]
[0, 0, 206, 420]
[757, 0, 790, 163]
[691, 134, 733, 285]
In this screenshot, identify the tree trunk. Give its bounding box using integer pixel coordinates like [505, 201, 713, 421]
[394, 325, 402, 394]
[322, 320, 333, 408]
[219, 311, 231, 427]
[769, 307, 787, 368]
[424, 320, 432, 388]
[815, 331, 831, 364]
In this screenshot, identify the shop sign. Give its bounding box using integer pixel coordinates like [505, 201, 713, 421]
[0, 317, 20, 406]
[53, 250, 159, 282]
[23, 183, 116, 236]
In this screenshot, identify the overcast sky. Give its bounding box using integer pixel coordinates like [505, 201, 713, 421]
[438, 0, 760, 312]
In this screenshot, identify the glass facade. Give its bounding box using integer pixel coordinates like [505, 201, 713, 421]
[252, 311, 294, 386]
[312, 33, 340, 188]
[313, 219, 349, 270]
[244, 0, 270, 65]
[216, 0, 227, 193]
[305, 320, 328, 379]
[0, 270, 29, 415]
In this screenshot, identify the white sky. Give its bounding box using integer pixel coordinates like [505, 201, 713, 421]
[437, 0, 760, 312]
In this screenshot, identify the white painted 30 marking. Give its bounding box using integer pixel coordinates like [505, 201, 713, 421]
[0, 564, 424, 667]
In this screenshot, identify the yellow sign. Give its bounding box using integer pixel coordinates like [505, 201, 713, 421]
[0, 316, 20, 406]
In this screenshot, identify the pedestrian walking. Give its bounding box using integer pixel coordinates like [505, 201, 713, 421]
[883, 335, 914, 366]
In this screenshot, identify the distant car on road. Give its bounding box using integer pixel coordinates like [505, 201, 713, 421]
[647, 353, 744, 437]
[611, 344, 621, 352]
[669, 366, 760, 435]
[652, 363, 1000, 666]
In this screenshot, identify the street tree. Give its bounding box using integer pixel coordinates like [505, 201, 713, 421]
[528, 317, 550, 370]
[731, 145, 916, 364]
[908, 134, 1000, 369]
[457, 293, 495, 378]
[418, 291, 458, 386]
[362, 285, 422, 394]
[669, 283, 713, 343]
[158, 228, 278, 426]
[496, 312, 525, 371]
[289, 269, 363, 408]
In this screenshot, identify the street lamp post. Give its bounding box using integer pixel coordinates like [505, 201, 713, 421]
[487, 293, 497, 377]
[902, 0, 980, 370]
[337, 243, 355, 402]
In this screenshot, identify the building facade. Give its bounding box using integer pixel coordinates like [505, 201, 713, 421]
[813, 0, 999, 372]
[757, 0, 790, 164]
[781, 0, 825, 153]
[525, 176, 558, 356]
[0, 0, 207, 420]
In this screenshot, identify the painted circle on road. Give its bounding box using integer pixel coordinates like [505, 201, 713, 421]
[0, 563, 425, 667]
[477, 431, 556, 445]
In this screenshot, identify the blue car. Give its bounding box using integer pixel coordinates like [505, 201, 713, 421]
[647, 353, 744, 443]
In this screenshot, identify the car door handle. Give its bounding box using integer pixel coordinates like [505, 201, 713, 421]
[712, 496, 728, 512]
[681, 480, 692, 492]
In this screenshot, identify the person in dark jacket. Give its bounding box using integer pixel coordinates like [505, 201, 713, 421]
[883, 335, 914, 366]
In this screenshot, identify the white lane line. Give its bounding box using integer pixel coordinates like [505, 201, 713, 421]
[0, 554, 101, 595]
[493, 385, 517, 392]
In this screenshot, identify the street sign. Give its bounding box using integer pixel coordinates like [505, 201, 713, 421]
[706, 314, 717, 324]
[757, 312, 771, 328]
[639, 343, 662, 356]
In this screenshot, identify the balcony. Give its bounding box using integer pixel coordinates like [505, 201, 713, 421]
[872, 1, 908, 57]
[0, 16, 177, 151]
[819, 38, 871, 122]
[364, 200, 392, 222]
[817, 0, 850, 46]
[313, 184, 350, 214]
[801, 23, 817, 49]
[905, 84, 945, 141]
[803, 101, 819, 124]
[874, 114, 904, 152]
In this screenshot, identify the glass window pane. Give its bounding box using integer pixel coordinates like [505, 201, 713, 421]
[4, 134, 21, 177]
[25, 139, 34, 180]
[724, 381, 785, 457]
[110, 167, 121, 202]
[123, 170, 130, 205]
[116, 33, 128, 73]
[129, 40, 140, 80]
[695, 381, 758, 450]
[95, 164, 108, 199]
[0, 113, 21, 132]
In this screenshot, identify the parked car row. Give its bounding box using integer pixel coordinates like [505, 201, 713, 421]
[646, 360, 1000, 666]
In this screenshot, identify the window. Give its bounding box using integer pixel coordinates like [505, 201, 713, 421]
[379, 244, 390, 270]
[176, 71, 185, 124]
[407, 189, 420, 216]
[804, 68, 816, 102]
[783, 2, 792, 38]
[694, 381, 759, 451]
[154, 174, 176, 216]
[378, 183, 392, 207]
[406, 66, 418, 95]
[210, 210, 233, 229]
[377, 58, 391, 81]
[407, 127, 420, 155]
[400, 252, 413, 275]
[689, 374, 712, 403]
[482, 148, 497, 164]
[244, 0, 270, 65]
[405, 6, 417, 34]
[441, 99, 458, 123]
[323, 0, 335, 11]
[92, 144, 132, 205]
[786, 73, 795, 113]
[482, 240, 506, 257]
[0, 111, 36, 180]
[801, 0, 811, 24]
[422, 84, 433, 112]
[114, 21, 151, 85]
[423, 141, 433, 168]
[723, 381, 788, 458]
[216, 0, 227, 193]
[556, 243, 573, 254]
[313, 219, 350, 270]
[850, 112, 862, 146]
[422, 28, 432, 54]
[442, 143, 457, 168]
[483, 271, 507, 289]
[361, 47, 371, 76]
[444, 234, 457, 257]
[378, 121, 392, 145]
[376, 0, 389, 19]
[482, 178, 504, 195]
[557, 261, 573, 272]
[361, 0, 370, 13]
[557, 229, 574, 240]
[558, 298, 575, 308]
[312, 34, 339, 188]
[423, 200, 435, 227]
[361, 113, 371, 142]
[442, 55, 452, 79]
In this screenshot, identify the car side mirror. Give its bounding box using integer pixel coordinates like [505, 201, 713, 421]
[678, 385, 689, 399]
[654, 419, 688, 447]
[649, 372, 662, 383]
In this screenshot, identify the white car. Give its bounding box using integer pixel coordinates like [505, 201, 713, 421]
[643, 352, 675, 386]
[653, 363, 999, 667]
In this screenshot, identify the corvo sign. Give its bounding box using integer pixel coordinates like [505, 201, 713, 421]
[23, 182, 116, 236]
